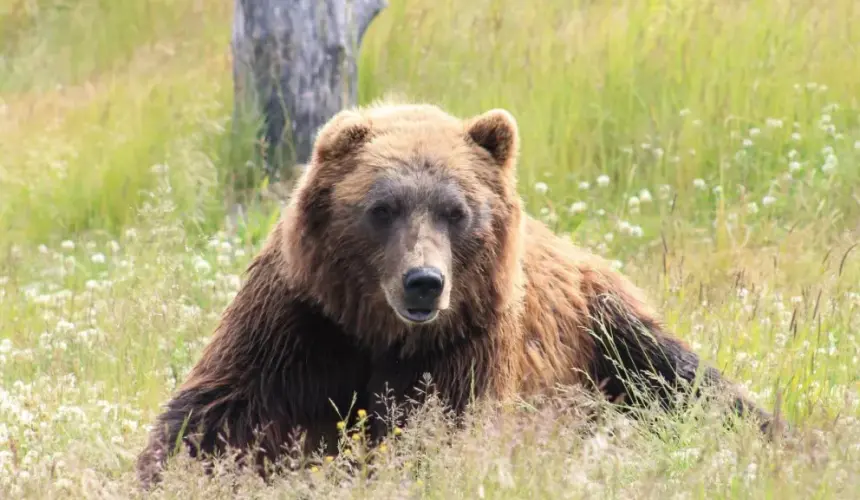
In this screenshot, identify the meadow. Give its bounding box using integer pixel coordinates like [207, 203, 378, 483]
[0, 0, 859, 498]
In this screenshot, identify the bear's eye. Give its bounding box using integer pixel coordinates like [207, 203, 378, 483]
[369, 204, 397, 224]
[444, 207, 466, 224]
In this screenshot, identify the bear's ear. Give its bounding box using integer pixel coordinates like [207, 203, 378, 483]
[311, 110, 373, 165]
[465, 109, 519, 168]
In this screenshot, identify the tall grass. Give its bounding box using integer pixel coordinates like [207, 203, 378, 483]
[361, 0, 860, 213]
[0, 0, 858, 498]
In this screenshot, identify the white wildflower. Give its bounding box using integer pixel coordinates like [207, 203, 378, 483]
[747, 202, 759, 214]
[534, 182, 549, 194]
[604, 233, 614, 242]
[679, 108, 691, 117]
[630, 225, 644, 238]
[822, 154, 838, 173]
[578, 181, 590, 190]
[122, 419, 139, 432]
[791, 132, 802, 141]
[38, 244, 48, 254]
[789, 161, 801, 173]
[596, 175, 610, 187]
[225, 274, 242, 290]
[854, 140, 860, 150]
[56, 320, 75, 332]
[90, 253, 106, 264]
[60, 240, 75, 251]
[151, 163, 169, 174]
[77, 328, 98, 342]
[742, 138, 754, 148]
[638, 189, 653, 203]
[787, 149, 798, 159]
[672, 447, 701, 462]
[193, 257, 212, 273]
[745, 462, 758, 482]
[628, 196, 640, 209]
[568, 201, 587, 214]
[693, 178, 707, 190]
[765, 118, 783, 128]
[749, 128, 761, 137]
[762, 195, 776, 207]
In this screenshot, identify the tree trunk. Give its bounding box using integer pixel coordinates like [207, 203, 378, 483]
[231, 0, 387, 181]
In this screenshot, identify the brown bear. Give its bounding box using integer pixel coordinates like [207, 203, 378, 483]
[136, 101, 778, 487]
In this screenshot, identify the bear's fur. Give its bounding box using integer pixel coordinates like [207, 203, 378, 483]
[137, 101, 778, 487]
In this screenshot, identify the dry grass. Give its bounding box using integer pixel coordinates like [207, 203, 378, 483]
[1, 0, 859, 498]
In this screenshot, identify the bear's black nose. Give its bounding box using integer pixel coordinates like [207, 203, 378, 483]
[402, 267, 444, 310]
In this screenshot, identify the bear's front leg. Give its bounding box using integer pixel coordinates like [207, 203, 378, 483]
[137, 385, 252, 488]
[588, 292, 782, 435]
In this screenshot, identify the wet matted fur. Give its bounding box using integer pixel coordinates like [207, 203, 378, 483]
[137, 101, 780, 488]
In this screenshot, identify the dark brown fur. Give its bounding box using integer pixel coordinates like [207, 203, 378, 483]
[136, 101, 779, 488]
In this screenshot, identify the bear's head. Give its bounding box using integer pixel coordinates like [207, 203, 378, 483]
[280, 102, 525, 354]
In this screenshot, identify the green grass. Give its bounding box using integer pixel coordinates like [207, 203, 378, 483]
[0, 0, 859, 498]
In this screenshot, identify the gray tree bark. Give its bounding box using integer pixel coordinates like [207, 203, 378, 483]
[231, 0, 387, 180]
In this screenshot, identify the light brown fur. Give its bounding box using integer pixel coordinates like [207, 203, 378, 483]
[137, 100, 778, 488]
